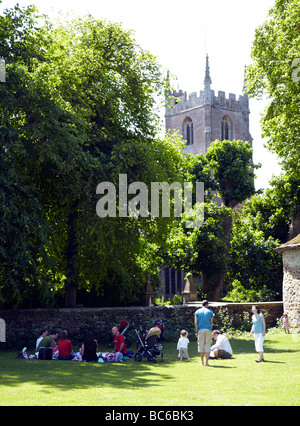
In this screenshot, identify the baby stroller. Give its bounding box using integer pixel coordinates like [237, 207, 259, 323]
[138, 320, 164, 351]
[109, 320, 132, 348]
[134, 326, 164, 363]
[152, 319, 164, 351]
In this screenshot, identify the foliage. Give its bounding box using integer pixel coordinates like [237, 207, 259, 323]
[154, 294, 183, 306]
[222, 172, 300, 301]
[246, 0, 300, 180]
[164, 202, 231, 292]
[164, 139, 257, 300]
[224, 215, 283, 301]
[241, 176, 292, 244]
[206, 139, 257, 208]
[0, 4, 186, 307]
[213, 306, 252, 334]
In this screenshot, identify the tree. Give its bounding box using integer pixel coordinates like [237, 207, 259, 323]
[0, 147, 55, 308]
[164, 140, 257, 301]
[0, 4, 57, 308]
[225, 216, 283, 302]
[0, 4, 186, 307]
[205, 139, 257, 300]
[246, 0, 300, 236]
[164, 202, 230, 299]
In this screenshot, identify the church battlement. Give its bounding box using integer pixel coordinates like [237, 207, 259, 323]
[165, 56, 252, 155]
[166, 89, 248, 116]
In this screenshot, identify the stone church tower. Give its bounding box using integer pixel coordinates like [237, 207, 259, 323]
[165, 55, 253, 153]
[159, 57, 253, 299]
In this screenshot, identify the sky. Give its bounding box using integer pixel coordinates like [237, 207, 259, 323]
[0, 0, 282, 190]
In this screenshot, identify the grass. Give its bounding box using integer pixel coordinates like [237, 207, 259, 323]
[0, 332, 299, 406]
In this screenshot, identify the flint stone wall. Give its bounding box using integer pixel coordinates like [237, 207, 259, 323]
[0, 301, 283, 350]
[282, 250, 300, 328]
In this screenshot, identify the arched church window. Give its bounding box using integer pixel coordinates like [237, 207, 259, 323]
[183, 117, 194, 146]
[221, 115, 231, 141]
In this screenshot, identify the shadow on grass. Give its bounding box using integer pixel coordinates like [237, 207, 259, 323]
[0, 341, 239, 392]
[0, 356, 173, 392]
[229, 336, 299, 355]
[1, 336, 297, 393]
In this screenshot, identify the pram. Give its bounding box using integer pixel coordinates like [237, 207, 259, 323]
[152, 319, 164, 351]
[134, 326, 164, 363]
[109, 320, 132, 349]
[138, 319, 164, 351]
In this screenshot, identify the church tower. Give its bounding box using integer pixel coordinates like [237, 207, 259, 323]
[165, 56, 253, 154]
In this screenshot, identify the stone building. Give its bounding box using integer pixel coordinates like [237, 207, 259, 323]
[275, 234, 300, 328]
[165, 55, 252, 155]
[159, 56, 252, 299]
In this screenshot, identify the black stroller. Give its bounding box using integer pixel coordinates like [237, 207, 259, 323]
[134, 326, 164, 363]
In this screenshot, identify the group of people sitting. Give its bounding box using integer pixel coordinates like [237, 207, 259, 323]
[36, 326, 127, 362]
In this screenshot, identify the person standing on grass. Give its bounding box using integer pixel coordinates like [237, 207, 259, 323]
[177, 330, 190, 362]
[194, 300, 213, 366]
[249, 305, 266, 363]
[281, 313, 290, 334]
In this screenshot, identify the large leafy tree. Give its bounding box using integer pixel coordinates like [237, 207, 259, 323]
[164, 140, 257, 301]
[205, 139, 257, 300]
[246, 0, 300, 236]
[0, 4, 186, 307]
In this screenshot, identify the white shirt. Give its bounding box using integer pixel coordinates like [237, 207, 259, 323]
[210, 334, 233, 355]
[36, 337, 43, 350]
[177, 336, 189, 350]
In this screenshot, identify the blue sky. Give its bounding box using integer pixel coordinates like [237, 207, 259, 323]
[0, 0, 282, 189]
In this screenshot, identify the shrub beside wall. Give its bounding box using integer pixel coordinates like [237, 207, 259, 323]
[0, 302, 283, 350]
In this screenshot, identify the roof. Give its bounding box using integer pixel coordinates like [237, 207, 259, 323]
[275, 234, 300, 254]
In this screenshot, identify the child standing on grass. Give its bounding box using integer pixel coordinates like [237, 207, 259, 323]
[177, 330, 190, 361]
[281, 313, 290, 334]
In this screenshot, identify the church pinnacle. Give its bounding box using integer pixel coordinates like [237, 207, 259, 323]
[204, 54, 212, 105]
[204, 54, 212, 86]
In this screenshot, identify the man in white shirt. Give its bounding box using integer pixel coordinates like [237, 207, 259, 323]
[210, 330, 233, 359]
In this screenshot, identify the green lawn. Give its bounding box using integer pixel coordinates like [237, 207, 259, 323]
[0, 332, 299, 406]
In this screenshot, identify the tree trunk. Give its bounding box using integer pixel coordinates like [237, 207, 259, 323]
[65, 201, 79, 308]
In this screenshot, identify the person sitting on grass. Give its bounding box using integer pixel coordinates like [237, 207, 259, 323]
[80, 331, 99, 362]
[37, 329, 58, 359]
[36, 327, 48, 352]
[58, 330, 77, 361]
[112, 326, 127, 356]
[209, 330, 233, 359]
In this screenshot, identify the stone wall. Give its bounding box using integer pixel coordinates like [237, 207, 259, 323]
[275, 234, 300, 328]
[0, 301, 283, 350]
[282, 250, 300, 328]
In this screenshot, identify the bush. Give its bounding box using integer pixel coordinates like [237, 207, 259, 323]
[222, 279, 278, 303]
